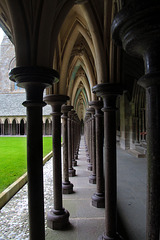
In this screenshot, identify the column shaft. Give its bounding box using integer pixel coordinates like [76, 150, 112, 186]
[90, 101, 105, 208]
[25, 101, 45, 240]
[68, 111, 76, 177]
[52, 110, 63, 210]
[9, 66, 58, 240]
[62, 105, 73, 194]
[145, 84, 160, 239]
[44, 94, 70, 230]
[93, 83, 123, 240]
[104, 107, 117, 237]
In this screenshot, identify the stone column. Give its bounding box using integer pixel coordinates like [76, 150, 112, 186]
[68, 109, 76, 177]
[2, 123, 4, 135]
[86, 111, 92, 170]
[9, 66, 58, 240]
[88, 106, 96, 184]
[89, 100, 105, 208]
[112, 2, 160, 239]
[70, 110, 77, 166]
[84, 113, 90, 161]
[43, 94, 70, 230]
[84, 114, 90, 159]
[61, 104, 74, 194]
[93, 83, 123, 240]
[74, 115, 80, 160]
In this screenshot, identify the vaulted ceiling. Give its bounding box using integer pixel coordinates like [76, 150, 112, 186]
[0, 1, 125, 120]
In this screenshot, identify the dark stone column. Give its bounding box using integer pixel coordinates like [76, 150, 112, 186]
[86, 110, 92, 170]
[112, 2, 160, 239]
[84, 113, 90, 162]
[9, 66, 58, 240]
[70, 110, 77, 166]
[88, 106, 96, 184]
[89, 100, 105, 208]
[68, 109, 76, 177]
[61, 104, 74, 194]
[43, 94, 70, 230]
[93, 83, 123, 240]
[74, 114, 80, 160]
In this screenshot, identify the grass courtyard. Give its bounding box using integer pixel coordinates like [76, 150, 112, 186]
[0, 136, 52, 193]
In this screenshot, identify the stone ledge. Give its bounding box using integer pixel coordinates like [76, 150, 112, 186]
[0, 151, 53, 209]
[127, 149, 146, 158]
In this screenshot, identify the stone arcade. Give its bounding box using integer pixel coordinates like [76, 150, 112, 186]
[0, 1, 159, 240]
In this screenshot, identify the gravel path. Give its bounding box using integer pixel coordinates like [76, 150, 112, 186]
[0, 158, 53, 240]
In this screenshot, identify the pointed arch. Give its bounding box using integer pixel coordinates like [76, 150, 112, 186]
[59, 19, 95, 94]
[4, 119, 9, 135]
[12, 119, 17, 135]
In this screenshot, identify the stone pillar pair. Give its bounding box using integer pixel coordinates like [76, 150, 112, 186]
[70, 110, 77, 167]
[87, 105, 96, 184]
[68, 110, 76, 177]
[71, 112, 81, 164]
[112, 1, 160, 239]
[84, 113, 91, 163]
[61, 105, 74, 194]
[89, 100, 105, 208]
[9, 66, 59, 240]
[43, 95, 73, 230]
[74, 115, 80, 160]
[85, 111, 93, 171]
[93, 84, 123, 240]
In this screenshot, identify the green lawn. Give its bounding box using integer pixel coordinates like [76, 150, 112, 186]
[0, 136, 52, 193]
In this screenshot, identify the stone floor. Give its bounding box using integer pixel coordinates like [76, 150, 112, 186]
[0, 137, 147, 240]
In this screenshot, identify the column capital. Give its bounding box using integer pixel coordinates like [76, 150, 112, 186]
[112, 1, 160, 86]
[86, 107, 95, 116]
[93, 83, 123, 110]
[89, 100, 103, 116]
[43, 94, 69, 114]
[111, 1, 160, 57]
[61, 105, 73, 114]
[92, 83, 123, 97]
[89, 100, 103, 109]
[9, 66, 59, 101]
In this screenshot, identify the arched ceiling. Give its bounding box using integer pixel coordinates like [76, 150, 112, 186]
[54, 4, 105, 119]
[0, 1, 122, 120]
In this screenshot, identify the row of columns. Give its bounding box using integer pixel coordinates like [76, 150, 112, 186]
[43, 95, 81, 230]
[84, 100, 105, 209]
[111, 1, 160, 239]
[84, 89, 123, 240]
[9, 67, 81, 240]
[0, 121, 26, 135]
[9, 3, 160, 240]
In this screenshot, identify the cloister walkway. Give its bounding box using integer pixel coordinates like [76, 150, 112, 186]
[0, 136, 146, 240]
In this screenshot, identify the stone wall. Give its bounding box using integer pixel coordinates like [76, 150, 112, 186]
[0, 34, 15, 93]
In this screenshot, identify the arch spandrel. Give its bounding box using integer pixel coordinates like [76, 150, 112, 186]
[3, 0, 61, 67]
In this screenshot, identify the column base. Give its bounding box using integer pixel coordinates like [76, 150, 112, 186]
[62, 181, 74, 194]
[75, 153, 78, 159]
[98, 233, 124, 240]
[47, 208, 70, 230]
[69, 168, 76, 177]
[88, 163, 92, 171]
[72, 159, 77, 166]
[92, 193, 105, 208]
[89, 174, 96, 184]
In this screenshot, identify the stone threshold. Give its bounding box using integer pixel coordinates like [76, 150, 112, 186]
[0, 151, 53, 209]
